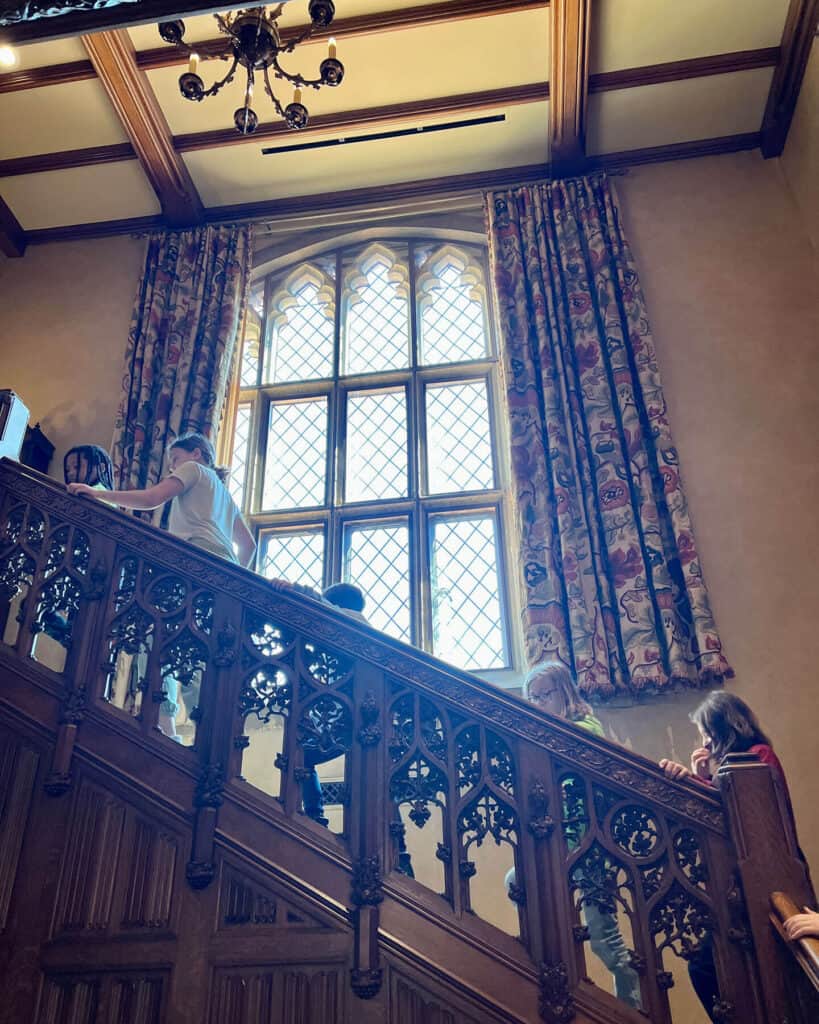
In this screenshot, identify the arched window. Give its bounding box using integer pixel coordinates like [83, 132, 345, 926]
[225, 237, 512, 673]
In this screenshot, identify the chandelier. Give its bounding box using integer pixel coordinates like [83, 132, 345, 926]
[157, 2, 345, 136]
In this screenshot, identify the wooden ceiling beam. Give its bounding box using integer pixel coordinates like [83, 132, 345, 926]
[548, 0, 590, 177]
[81, 29, 202, 227]
[1, 42, 780, 99]
[0, 0, 547, 91]
[760, 0, 819, 157]
[0, 194, 26, 257]
[136, 0, 549, 71]
[0, 84, 550, 176]
[22, 130, 765, 246]
[588, 47, 780, 92]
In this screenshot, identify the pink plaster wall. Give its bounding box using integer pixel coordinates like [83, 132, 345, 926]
[609, 150, 819, 872]
[0, 235, 145, 474]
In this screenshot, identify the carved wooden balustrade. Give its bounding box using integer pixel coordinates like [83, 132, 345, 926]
[0, 458, 813, 1024]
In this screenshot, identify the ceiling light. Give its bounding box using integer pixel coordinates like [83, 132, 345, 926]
[158, 2, 345, 136]
[0, 45, 17, 68]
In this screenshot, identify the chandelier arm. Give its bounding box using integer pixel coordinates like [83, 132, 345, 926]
[277, 23, 317, 56]
[213, 12, 234, 36]
[270, 55, 324, 89]
[200, 55, 240, 98]
[262, 64, 288, 119]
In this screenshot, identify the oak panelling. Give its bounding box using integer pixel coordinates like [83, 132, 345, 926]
[0, 734, 38, 930]
[208, 965, 346, 1024]
[37, 971, 167, 1024]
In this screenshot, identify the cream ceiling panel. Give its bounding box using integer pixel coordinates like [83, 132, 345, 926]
[591, 0, 789, 73]
[10, 36, 88, 70]
[127, 0, 457, 49]
[587, 69, 774, 156]
[147, 10, 550, 135]
[183, 100, 548, 206]
[0, 79, 129, 159]
[0, 162, 160, 229]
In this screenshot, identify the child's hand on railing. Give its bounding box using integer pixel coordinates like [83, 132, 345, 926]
[784, 908, 819, 941]
[67, 482, 96, 497]
[659, 758, 690, 780]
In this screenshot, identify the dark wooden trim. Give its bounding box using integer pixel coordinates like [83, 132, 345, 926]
[0, 85, 549, 176]
[81, 29, 203, 227]
[0, 43, 783, 99]
[0, 142, 135, 177]
[760, 0, 819, 157]
[201, 164, 549, 223]
[23, 131, 765, 245]
[0, 1, 246, 45]
[175, 83, 549, 152]
[589, 47, 781, 92]
[549, 0, 591, 177]
[26, 214, 164, 244]
[0, 194, 26, 257]
[585, 131, 761, 171]
[0, 58, 94, 94]
[135, 0, 550, 72]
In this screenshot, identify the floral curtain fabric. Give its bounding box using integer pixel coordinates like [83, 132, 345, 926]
[112, 224, 253, 491]
[487, 175, 731, 699]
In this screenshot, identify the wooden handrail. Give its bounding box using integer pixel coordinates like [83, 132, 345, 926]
[770, 891, 819, 991]
[0, 457, 724, 833]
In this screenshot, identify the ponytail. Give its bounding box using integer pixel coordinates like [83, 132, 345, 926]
[170, 432, 229, 481]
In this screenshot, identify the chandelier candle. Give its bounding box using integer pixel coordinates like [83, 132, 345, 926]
[158, 2, 346, 136]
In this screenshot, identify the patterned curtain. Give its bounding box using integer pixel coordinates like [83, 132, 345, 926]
[486, 175, 732, 699]
[112, 224, 253, 491]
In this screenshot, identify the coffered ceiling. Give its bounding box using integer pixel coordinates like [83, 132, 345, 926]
[0, 0, 816, 256]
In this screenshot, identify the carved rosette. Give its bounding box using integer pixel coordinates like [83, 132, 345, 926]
[357, 692, 381, 747]
[85, 558, 108, 601]
[539, 961, 575, 1023]
[711, 1000, 734, 1022]
[60, 686, 86, 725]
[186, 859, 215, 890]
[350, 966, 383, 1000]
[195, 763, 225, 809]
[43, 769, 72, 797]
[351, 855, 383, 907]
[213, 621, 238, 668]
[528, 777, 555, 840]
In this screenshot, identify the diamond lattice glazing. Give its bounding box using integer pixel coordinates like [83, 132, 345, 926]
[228, 402, 252, 507]
[263, 399, 327, 510]
[431, 516, 505, 669]
[426, 381, 494, 494]
[261, 531, 325, 590]
[269, 281, 334, 383]
[346, 391, 408, 502]
[345, 524, 411, 642]
[420, 262, 487, 365]
[344, 259, 410, 375]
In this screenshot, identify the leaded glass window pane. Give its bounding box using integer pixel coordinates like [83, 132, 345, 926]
[228, 401, 252, 507]
[418, 245, 489, 365]
[426, 380, 495, 494]
[345, 390, 408, 502]
[260, 530, 325, 590]
[344, 523, 411, 643]
[431, 515, 506, 670]
[262, 399, 327, 510]
[342, 243, 410, 375]
[266, 264, 336, 383]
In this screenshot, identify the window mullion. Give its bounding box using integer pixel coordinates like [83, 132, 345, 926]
[250, 392, 268, 517]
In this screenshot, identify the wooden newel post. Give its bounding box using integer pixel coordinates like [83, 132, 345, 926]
[717, 752, 815, 1024]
